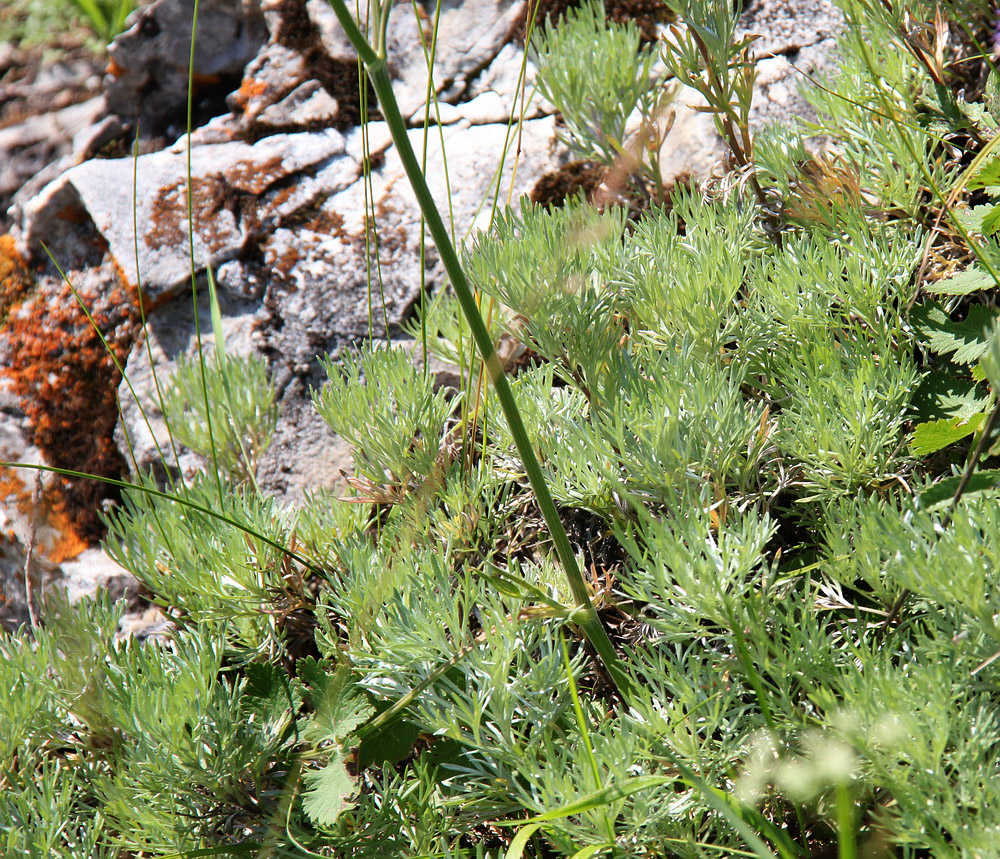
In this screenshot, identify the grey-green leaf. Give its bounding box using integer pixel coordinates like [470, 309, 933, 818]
[302, 753, 357, 827]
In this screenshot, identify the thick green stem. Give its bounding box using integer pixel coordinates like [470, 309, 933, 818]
[326, 0, 633, 701]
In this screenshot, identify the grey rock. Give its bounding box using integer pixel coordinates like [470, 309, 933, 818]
[307, 0, 525, 117]
[256, 116, 561, 379]
[0, 532, 54, 633]
[421, 0, 526, 96]
[57, 547, 140, 607]
[105, 0, 267, 136]
[257, 80, 340, 129]
[19, 130, 349, 303]
[739, 0, 845, 129]
[739, 0, 844, 57]
[226, 42, 312, 127]
[0, 42, 18, 77]
[654, 84, 727, 184]
[0, 96, 105, 211]
[255, 385, 355, 504]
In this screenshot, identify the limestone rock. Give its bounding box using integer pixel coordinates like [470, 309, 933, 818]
[105, 0, 267, 137]
[739, 0, 845, 128]
[116, 114, 561, 501]
[0, 97, 105, 215]
[20, 130, 350, 304]
[256, 115, 560, 380]
[307, 0, 525, 117]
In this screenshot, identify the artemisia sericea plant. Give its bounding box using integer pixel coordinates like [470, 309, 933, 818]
[321, 0, 634, 700]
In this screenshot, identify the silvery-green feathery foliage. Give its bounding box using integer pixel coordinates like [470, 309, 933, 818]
[6, 0, 1000, 855]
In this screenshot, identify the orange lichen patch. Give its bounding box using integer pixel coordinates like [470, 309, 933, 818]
[230, 76, 272, 112]
[265, 230, 314, 281]
[0, 264, 139, 542]
[147, 176, 243, 253]
[262, 208, 345, 282]
[106, 58, 127, 78]
[0, 235, 34, 320]
[147, 180, 188, 249]
[0, 467, 90, 563]
[224, 155, 287, 196]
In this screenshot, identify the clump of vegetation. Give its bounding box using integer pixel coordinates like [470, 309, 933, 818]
[4, 0, 1000, 855]
[1, 0, 138, 52]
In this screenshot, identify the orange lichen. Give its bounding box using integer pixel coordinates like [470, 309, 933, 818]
[265, 207, 346, 281]
[147, 176, 241, 253]
[106, 58, 127, 78]
[0, 235, 34, 320]
[0, 260, 140, 542]
[0, 467, 90, 563]
[231, 76, 271, 111]
[225, 155, 287, 196]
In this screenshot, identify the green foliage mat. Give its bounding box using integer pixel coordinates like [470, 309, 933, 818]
[5, 0, 1000, 856]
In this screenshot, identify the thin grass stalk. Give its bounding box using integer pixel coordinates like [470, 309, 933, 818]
[131, 126, 183, 476]
[0, 460, 326, 577]
[324, 0, 633, 701]
[184, 0, 224, 503]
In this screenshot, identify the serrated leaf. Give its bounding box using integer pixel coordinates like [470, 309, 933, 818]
[909, 370, 988, 421]
[909, 412, 986, 456]
[954, 206, 990, 234]
[987, 70, 1000, 125]
[302, 752, 357, 826]
[958, 99, 996, 134]
[969, 155, 1000, 191]
[301, 663, 373, 745]
[983, 206, 1000, 237]
[241, 662, 300, 740]
[918, 470, 1000, 511]
[911, 302, 998, 364]
[357, 715, 421, 768]
[924, 267, 996, 296]
[297, 656, 327, 692]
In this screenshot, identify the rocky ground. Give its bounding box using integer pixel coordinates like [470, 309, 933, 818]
[0, 0, 843, 634]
